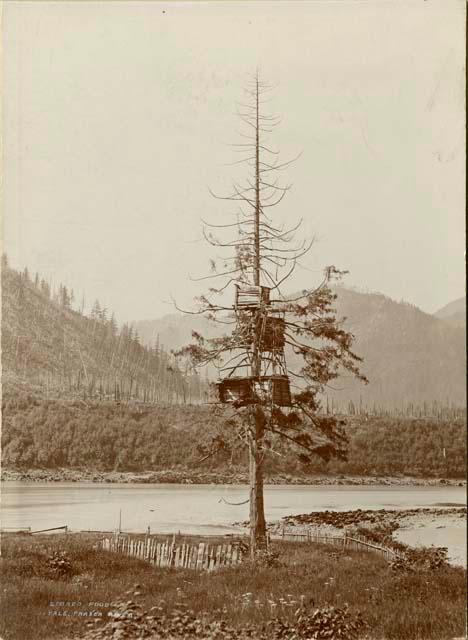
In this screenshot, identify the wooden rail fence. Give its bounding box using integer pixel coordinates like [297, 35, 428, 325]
[275, 527, 398, 560]
[99, 534, 244, 571]
[0, 526, 68, 534]
[31, 525, 68, 534]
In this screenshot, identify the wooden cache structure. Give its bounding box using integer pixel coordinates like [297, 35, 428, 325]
[234, 284, 271, 309]
[217, 375, 291, 407]
[217, 284, 291, 407]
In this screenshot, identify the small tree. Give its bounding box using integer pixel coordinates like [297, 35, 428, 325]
[40, 278, 51, 299]
[177, 74, 367, 556]
[59, 284, 71, 309]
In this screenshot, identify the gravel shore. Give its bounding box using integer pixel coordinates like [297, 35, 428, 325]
[1, 467, 465, 487]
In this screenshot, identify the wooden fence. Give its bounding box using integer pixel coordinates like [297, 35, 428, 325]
[99, 534, 244, 571]
[31, 525, 69, 534]
[99, 527, 398, 570]
[0, 525, 68, 534]
[275, 527, 397, 560]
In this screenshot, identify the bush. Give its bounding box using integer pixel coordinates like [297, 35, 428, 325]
[389, 546, 449, 573]
[78, 599, 368, 640]
[353, 521, 399, 546]
[47, 550, 73, 578]
[251, 548, 282, 569]
[291, 604, 367, 640]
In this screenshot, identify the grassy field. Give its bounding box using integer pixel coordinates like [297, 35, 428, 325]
[0, 533, 466, 640]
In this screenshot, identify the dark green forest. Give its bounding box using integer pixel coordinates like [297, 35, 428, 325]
[2, 391, 465, 478]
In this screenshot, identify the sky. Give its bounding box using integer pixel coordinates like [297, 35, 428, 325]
[2, 0, 466, 323]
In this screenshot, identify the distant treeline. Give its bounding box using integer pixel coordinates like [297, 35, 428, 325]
[1, 257, 206, 404]
[333, 417, 466, 478]
[2, 392, 466, 478]
[325, 396, 466, 421]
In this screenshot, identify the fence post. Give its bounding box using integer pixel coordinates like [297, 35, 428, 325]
[170, 533, 176, 568]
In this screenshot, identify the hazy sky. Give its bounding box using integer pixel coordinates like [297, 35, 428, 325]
[3, 1, 465, 323]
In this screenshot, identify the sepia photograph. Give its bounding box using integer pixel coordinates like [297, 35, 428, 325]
[1, 1, 466, 639]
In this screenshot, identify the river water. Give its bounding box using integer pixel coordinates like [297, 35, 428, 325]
[1, 482, 465, 535]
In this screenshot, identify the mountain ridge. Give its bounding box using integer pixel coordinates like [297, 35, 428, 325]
[433, 296, 466, 329]
[2, 258, 465, 411]
[134, 286, 466, 410]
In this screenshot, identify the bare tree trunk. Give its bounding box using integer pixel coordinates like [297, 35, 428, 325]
[249, 406, 267, 557]
[249, 73, 267, 557]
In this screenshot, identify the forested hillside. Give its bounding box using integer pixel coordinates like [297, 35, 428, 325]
[2, 391, 466, 478]
[1, 258, 204, 404]
[135, 286, 466, 411]
[2, 259, 465, 481]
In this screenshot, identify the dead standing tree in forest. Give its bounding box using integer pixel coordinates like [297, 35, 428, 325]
[177, 75, 367, 557]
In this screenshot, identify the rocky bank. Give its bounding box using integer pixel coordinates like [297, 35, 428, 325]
[1, 467, 466, 486]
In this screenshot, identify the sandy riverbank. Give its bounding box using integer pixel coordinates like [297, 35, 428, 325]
[264, 507, 467, 567]
[1, 467, 466, 486]
[394, 510, 467, 567]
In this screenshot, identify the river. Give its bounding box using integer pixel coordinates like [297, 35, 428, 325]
[1, 482, 465, 535]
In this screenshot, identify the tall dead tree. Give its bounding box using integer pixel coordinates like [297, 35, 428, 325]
[177, 74, 367, 557]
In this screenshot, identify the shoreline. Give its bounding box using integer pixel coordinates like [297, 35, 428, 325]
[262, 507, 467, 568]
[1, 467, 466, 487]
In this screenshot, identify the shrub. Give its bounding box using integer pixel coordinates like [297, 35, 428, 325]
[293, 604, 367, 640]
[79, 600, 368, 640]
[47, 550, 73, 578]
[389, 546, 449, 573]
[250, 548, 282, 569]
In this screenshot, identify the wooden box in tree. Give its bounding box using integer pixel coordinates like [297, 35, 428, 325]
[254, 375, 291, 407]
[260, 316, 285, 351]
[217, 377, 254, 405]
[217, 375, 291, 407]
[234, 285, 271, 309]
